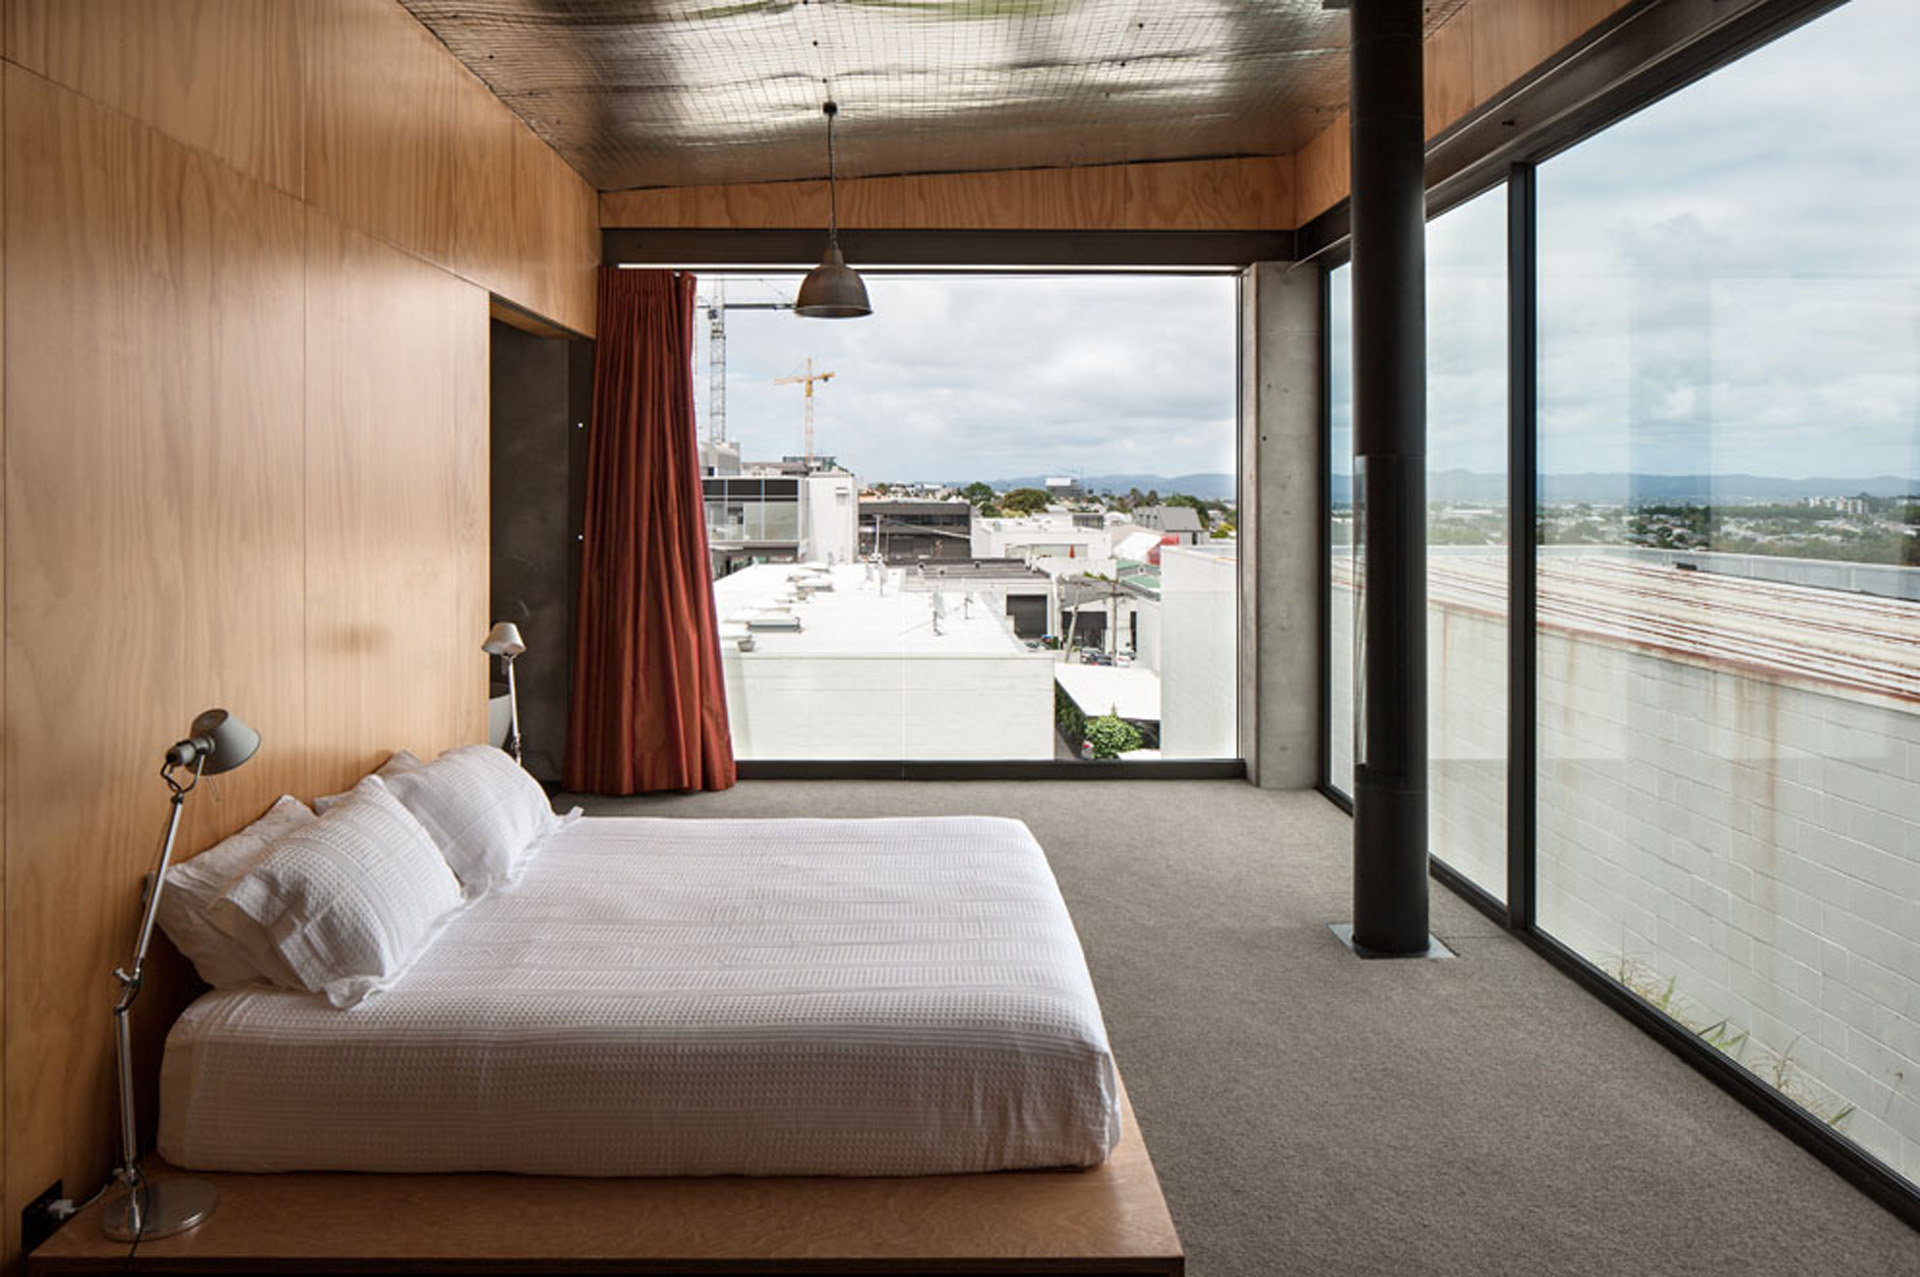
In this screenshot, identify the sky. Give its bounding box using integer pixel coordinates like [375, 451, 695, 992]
[1336, 0, 1920, 482]
[696, 274, 1238, 486]
[695, 0, 1919, 489]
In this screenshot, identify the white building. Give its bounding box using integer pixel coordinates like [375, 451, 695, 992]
[1157, 543, 1238, 758]
[712, 562, 1055, 760]
[971, 510, 1110, 573]
[704, 467, 857, 575]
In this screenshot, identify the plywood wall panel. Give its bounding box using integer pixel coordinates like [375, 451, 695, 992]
[2, 10, 516, 1266]
[502, 120, 599, 337]
[1425, 9, 1477, 139]
[601, 155, 1294, 232]
[305, 0, 596, 337]
[1294, 113, 1349, 227]
[3, 0, 303, 197]
[303, 0, 463, 274]
[1122, 155, 1292, 232]
[2, 63, 308, 1242]
[450, 298, 492, 737]
[0, 47, 9, 1259]
[304, 211, 488, 796]
[1468, 0, 1632, 107]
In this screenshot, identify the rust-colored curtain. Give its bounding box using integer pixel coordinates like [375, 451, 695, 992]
[565, 268, 736, 793]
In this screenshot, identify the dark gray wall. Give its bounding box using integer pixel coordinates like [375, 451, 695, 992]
[490, 319, 590, 782]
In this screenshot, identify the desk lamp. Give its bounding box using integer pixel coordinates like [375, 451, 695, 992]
[483, 622, 527, 764]
[104, 709, 259, 1241]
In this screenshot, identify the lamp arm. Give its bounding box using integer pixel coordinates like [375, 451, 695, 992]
[111, 754, 202, 1192]
[118, 757, 200, 998]
[503, 654, 522, 766]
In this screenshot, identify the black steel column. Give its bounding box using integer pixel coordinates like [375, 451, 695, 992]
[1506, 162, 1539, 931]
[1348, 0, 1429, 954]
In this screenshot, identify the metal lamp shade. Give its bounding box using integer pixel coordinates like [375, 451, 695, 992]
[181, 709, 259, 775]
[483, 621, 526, 658]
[795, 241, 871, 319]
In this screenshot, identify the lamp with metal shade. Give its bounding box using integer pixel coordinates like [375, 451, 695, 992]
[795, 101, 872, 320]
[103, 709, 260, 1242]
[483, 622, 527, 765]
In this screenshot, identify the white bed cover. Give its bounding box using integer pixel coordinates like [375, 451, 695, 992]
[160, 816, 1121, 1176]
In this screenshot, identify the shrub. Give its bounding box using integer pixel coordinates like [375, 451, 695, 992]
[1054, 683, 1086, 744]
[1084, 710, 1142, 759]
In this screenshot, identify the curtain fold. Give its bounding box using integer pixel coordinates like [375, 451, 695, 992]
[565, 268, 736, 793]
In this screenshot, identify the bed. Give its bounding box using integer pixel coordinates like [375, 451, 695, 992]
[159, 814, 1123, 1179]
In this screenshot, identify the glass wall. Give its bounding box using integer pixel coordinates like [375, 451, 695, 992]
[1328, 265, 1355, 794]
[697, 273, 1240, 762]
[1426, 189, 1509, 898]
[1536, 0, 1920, 1184]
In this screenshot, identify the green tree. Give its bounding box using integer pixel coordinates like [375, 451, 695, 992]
[1001, 487, 1051, 515]
[1084, 710, 1142, 759]
[961, 481, 996, 507]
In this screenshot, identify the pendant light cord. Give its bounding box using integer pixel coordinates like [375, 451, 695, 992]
[825, 101, 841, 242]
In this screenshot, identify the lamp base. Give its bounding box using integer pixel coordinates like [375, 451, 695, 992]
[101, 1177, 217, 1241]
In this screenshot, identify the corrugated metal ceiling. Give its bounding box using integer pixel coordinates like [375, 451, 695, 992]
[398, 1, 1467, 192]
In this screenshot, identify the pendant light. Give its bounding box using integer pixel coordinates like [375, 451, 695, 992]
[795, 100, 872, 319]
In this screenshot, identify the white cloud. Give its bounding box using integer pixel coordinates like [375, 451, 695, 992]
[699, 0, 1920, 491]
[703, 274, 1238, 485]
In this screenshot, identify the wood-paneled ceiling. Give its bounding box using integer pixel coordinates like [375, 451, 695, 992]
[399, 0, 1469, 193]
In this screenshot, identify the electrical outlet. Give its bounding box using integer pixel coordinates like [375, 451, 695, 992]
[22, 1179, 63, 1254]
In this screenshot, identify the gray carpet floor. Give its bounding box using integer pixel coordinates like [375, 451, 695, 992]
[570, 779, 1920, 1276]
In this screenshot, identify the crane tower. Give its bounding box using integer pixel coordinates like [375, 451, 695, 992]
[699, 283, 794, 445]
[773, 358, 835, 471]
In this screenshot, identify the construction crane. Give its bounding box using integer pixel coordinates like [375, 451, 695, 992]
[700, 280, 794, 445]
[773, 357, 835, 471]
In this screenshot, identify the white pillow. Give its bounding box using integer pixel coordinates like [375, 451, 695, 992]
[213, 777, 463, 1008]
[312, 750, 423, 814]
[379, 744, 557, 896]
[157, 795, 315, 988]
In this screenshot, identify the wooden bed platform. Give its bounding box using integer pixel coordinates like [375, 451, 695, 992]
[29, 1084, 1182, 1276]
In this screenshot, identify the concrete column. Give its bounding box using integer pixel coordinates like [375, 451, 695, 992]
[1238, 262, 1323, 788]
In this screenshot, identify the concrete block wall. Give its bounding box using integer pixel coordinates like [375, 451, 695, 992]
[1329, 570, 1509, 902]
[1429, 594, 1508, 896]
[1533, 626, 1920, 1177]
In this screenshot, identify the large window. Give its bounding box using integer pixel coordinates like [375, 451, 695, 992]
[1535, 0, 1920, 1183]
[1426, 189, 1509, 899]
[1326, 0, 1920, 1199]
[697, 273, 1240, 763]
[1327, 189, 1509, 905]
[1328, 265, 1354, 794]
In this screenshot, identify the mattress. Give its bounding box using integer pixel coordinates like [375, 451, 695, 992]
[159, 815, 1121, 1177]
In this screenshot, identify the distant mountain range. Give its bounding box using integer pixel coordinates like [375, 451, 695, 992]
[971, 470, 1918, 506]
[1332, 470, 1920, 506]
[984, 473, 1237, 501]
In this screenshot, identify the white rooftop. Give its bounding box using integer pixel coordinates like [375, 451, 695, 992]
[1112, 530, 1164, 562]
[1054, 663, 1162, 721]
[711, 562, 1034, 657]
